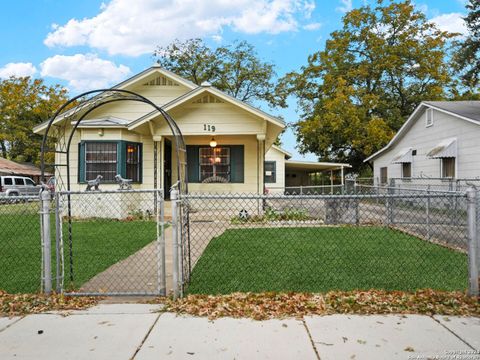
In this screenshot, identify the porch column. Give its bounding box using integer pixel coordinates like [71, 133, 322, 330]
[257, 134, 266, 194]
[153, 135, 163, 193]
[340, 166, 344, 186]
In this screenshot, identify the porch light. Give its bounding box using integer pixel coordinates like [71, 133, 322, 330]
[209, 137, 217, 148]
[98, 128, 104, 137]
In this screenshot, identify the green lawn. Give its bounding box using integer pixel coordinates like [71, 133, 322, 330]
[186, 227, 468, 294]
[0, 203, 157, 293]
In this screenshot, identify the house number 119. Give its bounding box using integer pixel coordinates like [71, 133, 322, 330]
[203, 124, 216, 132]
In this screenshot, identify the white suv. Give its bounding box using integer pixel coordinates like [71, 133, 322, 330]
[0, 176, 41, 197]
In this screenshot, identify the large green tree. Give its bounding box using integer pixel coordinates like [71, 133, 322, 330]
[277, 0, 454, 170]
[154, 39, 279, 106]
[0, 76, 67, 164]
[452, 0, 480, 93]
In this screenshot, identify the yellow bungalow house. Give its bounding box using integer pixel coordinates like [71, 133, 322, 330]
[33, 66, 349, 196]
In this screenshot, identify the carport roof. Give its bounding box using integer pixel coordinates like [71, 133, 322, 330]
[285, 160, 350, 172]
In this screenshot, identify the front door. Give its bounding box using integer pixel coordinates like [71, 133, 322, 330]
[164, 139, 172, 199]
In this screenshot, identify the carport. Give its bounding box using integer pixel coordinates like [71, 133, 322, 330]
[284, 160, 351, 190]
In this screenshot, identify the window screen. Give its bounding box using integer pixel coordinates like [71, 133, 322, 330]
[264, 161, 276, 183]
[126, 143, 141, 182]
[426, 108, 434, 127]
[85, 142, 117, 181]
[402, 163, 411, 178]
[380, 167, 388, 185]
[199, 147, 230, 182]
[441, 158, 455, 178]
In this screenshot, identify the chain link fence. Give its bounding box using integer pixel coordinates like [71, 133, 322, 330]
[0, 196, 43, 293]
[178, 191, 474, 295]
[56, 190, 166, 296]
[391, 177, 480, 193]
[0, 190, 167, 296]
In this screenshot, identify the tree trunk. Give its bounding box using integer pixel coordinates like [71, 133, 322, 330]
[0, 140, 7, 158]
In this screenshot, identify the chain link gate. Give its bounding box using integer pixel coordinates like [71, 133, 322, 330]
[54, 189, 166, 296]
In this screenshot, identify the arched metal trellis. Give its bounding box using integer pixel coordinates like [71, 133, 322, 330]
[39, 88, 188, 193]
[39, 89, 189, 293]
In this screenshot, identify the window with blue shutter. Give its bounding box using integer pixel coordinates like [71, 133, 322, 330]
[186, 145, 244, 183]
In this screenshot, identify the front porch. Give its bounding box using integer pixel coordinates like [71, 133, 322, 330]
[150, 134, 267, 197]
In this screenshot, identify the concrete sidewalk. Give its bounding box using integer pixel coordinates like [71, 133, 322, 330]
[0, 304, 479, 360]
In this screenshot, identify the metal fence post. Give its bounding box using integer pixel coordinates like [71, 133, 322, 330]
[386, 179, 395, 224]
[40, 189, 52, 294]
[171, 187, 180, 299]
[55, 192, 63, 293]
[426, 185, 431, 240]
[466, 187, 479, 296]
[157, 190, 166, 296]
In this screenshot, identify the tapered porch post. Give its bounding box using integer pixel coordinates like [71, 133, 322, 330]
[153, 135, 163, 195]
[257, 134, 266, 195]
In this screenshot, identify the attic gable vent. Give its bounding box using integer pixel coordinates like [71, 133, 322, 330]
[193, 95, 224, 104]
[143, 75, 179, 86]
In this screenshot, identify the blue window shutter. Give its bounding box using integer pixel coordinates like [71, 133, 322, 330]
[230, 145, 244, 183]
[186, 145, 200, 183]
[78, 142, 86, 183]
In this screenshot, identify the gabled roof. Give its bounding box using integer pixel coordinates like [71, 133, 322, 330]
[33, 66, 197, 134]
[365, 101, 480, 162]
[423, 101, 480, 123]
[127, 84, 285, 131]
[34, 66, 285, 134]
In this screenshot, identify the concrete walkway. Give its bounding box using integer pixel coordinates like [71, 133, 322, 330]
[0, 304, 479, 359]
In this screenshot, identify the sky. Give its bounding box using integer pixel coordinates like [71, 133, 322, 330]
[0, 0, 470, 160]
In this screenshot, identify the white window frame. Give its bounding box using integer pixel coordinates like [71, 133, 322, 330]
[425, 108, 434, 127]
